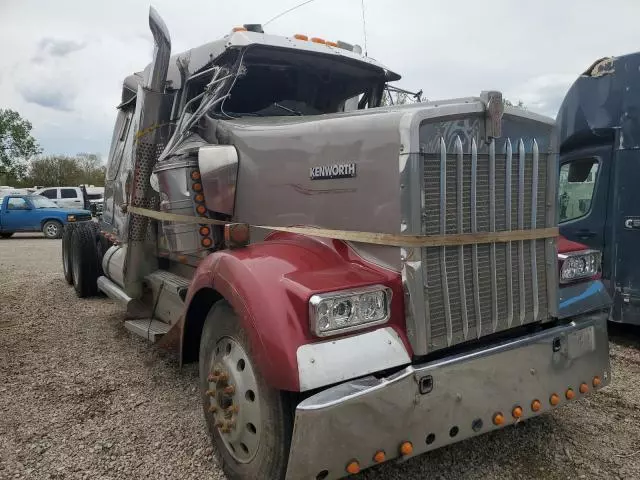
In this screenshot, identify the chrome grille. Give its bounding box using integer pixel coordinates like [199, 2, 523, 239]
[422, 136, 550, 351]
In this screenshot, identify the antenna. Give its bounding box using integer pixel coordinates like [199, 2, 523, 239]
[264, 0, 318, 26]
[361, 0, 368, 56]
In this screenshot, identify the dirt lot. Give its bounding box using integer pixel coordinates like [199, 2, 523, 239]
[2, 234, 640, 480]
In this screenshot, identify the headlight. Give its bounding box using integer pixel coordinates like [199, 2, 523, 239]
[67, 214, 76, 222]
[309, 285, 392, 337]
[559, 250, 601, 284]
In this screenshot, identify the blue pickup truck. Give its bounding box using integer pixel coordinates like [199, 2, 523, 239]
[0, 194, 92, 239]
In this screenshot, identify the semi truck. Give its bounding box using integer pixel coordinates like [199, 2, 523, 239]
[63, 7, 611, 479]
[557, 53, 640, 325]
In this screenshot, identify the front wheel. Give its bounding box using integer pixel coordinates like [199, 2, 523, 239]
[199, 300, 293, 480]
[43, 220, 63, 239]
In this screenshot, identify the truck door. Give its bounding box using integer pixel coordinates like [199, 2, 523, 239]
[60, 188, 83, 209]
[609, 149, 640, 323]
[558, 145, 612, 251]
[2, 197, 36, 231]
[39, 188, 59, 206]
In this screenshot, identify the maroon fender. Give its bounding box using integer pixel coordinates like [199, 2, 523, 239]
[182, 232, 411, 392]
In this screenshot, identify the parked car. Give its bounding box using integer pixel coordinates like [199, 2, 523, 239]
[0, 194, 92, 239]
[33, 186, 87, 210]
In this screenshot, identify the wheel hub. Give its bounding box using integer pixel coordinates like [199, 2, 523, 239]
[207, 336, 261, 463]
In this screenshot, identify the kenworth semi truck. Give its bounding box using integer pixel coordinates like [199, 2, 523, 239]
[62, 7, 611, 479]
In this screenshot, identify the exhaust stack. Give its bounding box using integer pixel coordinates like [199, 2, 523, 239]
[146, 6, 171, 92]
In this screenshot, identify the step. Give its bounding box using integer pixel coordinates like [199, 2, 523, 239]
[124, 319, 171, 343]
[97, 276, 150, 319]
[145, 270, 190, 295]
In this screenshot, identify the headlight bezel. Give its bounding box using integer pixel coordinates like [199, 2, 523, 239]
[309, 284, 392, 337]
[558, 249, 601, 284]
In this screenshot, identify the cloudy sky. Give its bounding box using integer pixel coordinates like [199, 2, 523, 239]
[1, 0, 639, 160]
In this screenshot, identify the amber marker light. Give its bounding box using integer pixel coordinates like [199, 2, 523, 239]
[311, 37, 327, 44]
[579, 383, 589, 394]
[326, 41, 338, 47]
[192, 182, 202, 192]
[195, 193, 205, 203]
[531, 399, 541, 412]
[565, 388, 575, 400]
[224, 223, 250, 248]
[196, 205, 207, 215]
[512, 406, 523, 419]
[201, 237, 213, 248]
[346, 460, 360, 475]
[293, 34, 308, 41]
[400, 441, 413, 456]
[493, 413, 505, 426]
[593, 376, 602, 388]
[550, 393, 560, 406]
[373, 450, 386, 463]
[199, 226, 210, 236]
[232, 26, 247, 32]
[191, 171, 201, 180]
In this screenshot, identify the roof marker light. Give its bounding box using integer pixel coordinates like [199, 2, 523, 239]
[232, 26, 247, 32]
[294, 34, 308, 41]
[311, 37, 327, 44]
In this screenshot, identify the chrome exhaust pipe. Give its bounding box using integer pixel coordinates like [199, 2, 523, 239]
[146, 6, 171, 92]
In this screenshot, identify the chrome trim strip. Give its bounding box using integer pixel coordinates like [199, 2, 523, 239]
[471, 138, 481, 337]
[455, 136, 468, 340]
[518, 139, 526, 324]
[504, 139, 513, 327]
[489, 139, 498, 333]
[545, 145, 559, 319]
[531, 140, 539, 321]
[439, 138, 453, 345]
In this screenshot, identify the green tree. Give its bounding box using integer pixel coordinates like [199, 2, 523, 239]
[28, 153, 106, 187]
[0, 109, 42, 184]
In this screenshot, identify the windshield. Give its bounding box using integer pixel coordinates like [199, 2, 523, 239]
[218, 47, 385, 117]
[29, 195, 59, 209]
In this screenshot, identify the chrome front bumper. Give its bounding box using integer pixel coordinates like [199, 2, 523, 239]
[285, 312, 610, 479]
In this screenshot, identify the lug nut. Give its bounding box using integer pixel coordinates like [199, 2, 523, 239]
[206, 389, 216, 396]
[223, 385, 235, 395]
[215, 421, 224, 428]
[217, 372, 229, 383]
[208, 405, 217, 413]
[208, 374, 220, 382]
[226, 405, 239, 414]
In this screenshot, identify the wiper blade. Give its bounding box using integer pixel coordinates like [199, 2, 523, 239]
[273, 103, 303, 116]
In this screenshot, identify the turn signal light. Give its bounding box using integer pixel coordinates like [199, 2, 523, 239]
[191, 171, 201, 180]
[550, 393, 560, 406]
[232, 26, 248, 32]
[326, 40, 338, 47]
[373, 450, 386, 463]
[512, 406, 523, 419]
[196, 205, 207, 215]
[311, 37, 327, 44]
[579, 383, 589, 394]
[565, 388, 575, 400]
[346, 460, 360, 474]
[400, 441, 413, 456]
[493, 413, 505, 426]
[192, 182, 202, 192]
[593, 376, 601, 388]
[201, 237, 213, 248]
[293, 34, 308, 41]
[531, 399, 541, 412]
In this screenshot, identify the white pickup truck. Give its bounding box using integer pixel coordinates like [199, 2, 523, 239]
[33, 186, 104, 215]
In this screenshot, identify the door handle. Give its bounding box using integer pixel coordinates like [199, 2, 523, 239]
[576, 230, 596, 239]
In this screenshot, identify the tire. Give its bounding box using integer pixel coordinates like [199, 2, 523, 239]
[62, 223, 78, 285]
[71, 223, 100, 297]
[43, 220, 63, 239]
[0, 232, 14, 238]
[199, 300, 293, 480]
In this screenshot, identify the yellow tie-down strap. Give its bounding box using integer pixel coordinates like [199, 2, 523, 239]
[128, 206, 558, 248]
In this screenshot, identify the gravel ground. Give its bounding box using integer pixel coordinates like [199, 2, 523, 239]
[2, 234, 640, 480]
